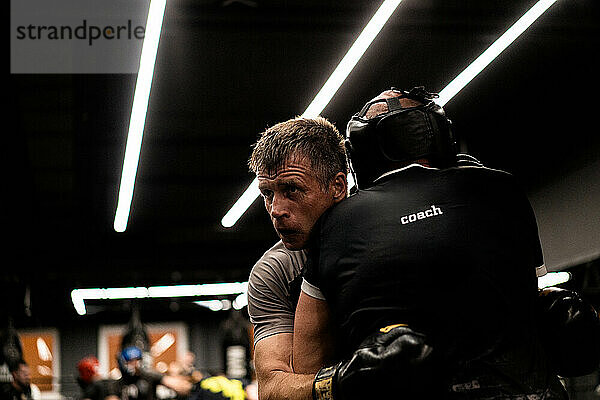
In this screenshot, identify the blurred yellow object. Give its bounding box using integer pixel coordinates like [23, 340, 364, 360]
[200, 376, 246, 400]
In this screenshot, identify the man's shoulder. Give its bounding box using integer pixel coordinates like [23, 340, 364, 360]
[453, 164, 513, 179]
[248, 241, 306, 344]
[382, 164, 517, 193]
[322, 186, 375, 220]
[247, 240, 307, 310]
[448, 165, 523, 197]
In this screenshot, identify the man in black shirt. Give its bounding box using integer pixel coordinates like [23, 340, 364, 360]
[0, 360, 34, 400]
[116, 347, 191, 400]
[292, 87, 568, 399]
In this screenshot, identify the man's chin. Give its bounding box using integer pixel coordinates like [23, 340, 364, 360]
[280, 235, 306, 251]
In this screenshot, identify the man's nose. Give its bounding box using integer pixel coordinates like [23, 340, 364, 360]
[270, 194, 289, 219]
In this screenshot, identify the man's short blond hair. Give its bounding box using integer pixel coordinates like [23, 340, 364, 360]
[249, 116, 348, 189]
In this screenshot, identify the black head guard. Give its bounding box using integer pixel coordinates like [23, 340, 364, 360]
[346, 86, 457, 188]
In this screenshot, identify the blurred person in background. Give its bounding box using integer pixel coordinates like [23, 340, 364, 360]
[77, 356, 120, 400]
[178, 352, 203, 384]
[116, 346, 191, 400]
[0, 360, 40, 400]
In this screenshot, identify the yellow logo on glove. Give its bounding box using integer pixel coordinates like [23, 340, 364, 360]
[314, 376, 333, 400]
[379, 324, 408, 333]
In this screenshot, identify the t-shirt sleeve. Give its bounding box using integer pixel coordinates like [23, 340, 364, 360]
[536, 265, 547, 277]
[300, 247, 325, 300]
[247, 246, 304, 345]
[300, 278, 326, 300]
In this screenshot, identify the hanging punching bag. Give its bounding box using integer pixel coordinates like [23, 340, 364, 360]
[0, 319, 24, 383]
[121, 303, 152, 371]
[220, 310, 251, 382]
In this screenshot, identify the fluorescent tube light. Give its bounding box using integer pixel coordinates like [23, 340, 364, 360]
[147, 285, 201, 298]
[303, 0, 403, 118]
[222, 0, 558, 225]
[71, 282, 248, 315]
[70, 271, 568, 315]
[195, 299, 232, 312]
[114, 0, 167, 232]
[105, 287, 150, 299]
[221, 178, 261, 228]
[437, 0, 558, 107]
[147, 282, 248, 298]
[71, 290, 89, 316]
[221, 0, 403, 227]
[232, 292, 248, 310]
[195, 300, 225, 311]
[537, 271, 571, 289]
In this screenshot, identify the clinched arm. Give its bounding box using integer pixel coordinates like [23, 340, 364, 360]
[292, 291, 439, 400]
[254, 333, 315, 400]
[292, 291, 336, 374]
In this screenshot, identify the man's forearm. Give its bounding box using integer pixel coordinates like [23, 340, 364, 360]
[258, 370, 314, 400]
[255, 333, 316, 400]
[292, 292, 335, 374]
[161, 375, 192, 395]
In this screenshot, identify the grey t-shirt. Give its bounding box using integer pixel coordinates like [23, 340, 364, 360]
[247, 241, 307, 346]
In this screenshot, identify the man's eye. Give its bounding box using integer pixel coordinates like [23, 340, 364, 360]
[261, 190, 273, 199]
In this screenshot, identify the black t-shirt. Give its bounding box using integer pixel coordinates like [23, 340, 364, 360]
[304, 165, 542, 361]
[81, 379, 120, 400]
[0, 383, 32, 400]
[117, 371, 164, 400]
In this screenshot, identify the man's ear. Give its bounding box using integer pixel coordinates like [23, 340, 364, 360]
[331, 172, 348, 203]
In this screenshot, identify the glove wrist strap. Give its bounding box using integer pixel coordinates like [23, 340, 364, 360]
[313, 363, 339, 400]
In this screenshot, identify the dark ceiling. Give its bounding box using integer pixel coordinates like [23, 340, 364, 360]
[4, 0, 600, 325]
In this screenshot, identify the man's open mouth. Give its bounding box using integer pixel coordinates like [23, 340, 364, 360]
[276, 228, 298, 237]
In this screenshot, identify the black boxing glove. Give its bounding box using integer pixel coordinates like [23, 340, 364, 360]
[537, 287, 600, 377]
[312, 324, 439, 400]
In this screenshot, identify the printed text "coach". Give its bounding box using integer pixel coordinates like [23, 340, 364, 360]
[401, 205, 443, 225]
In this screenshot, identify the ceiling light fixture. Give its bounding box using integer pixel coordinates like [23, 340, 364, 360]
[71, 271, 565, 315]
[537, 271, 571, 289]
[71, 281, 248, 315]
[114, 0, 167, 233]
[221, 0, 403, 228]
[222, 0, 558, 225]
[232, 292, 248, 310]
[195, 299, 232, 312]
[436, 0, 558, 107]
